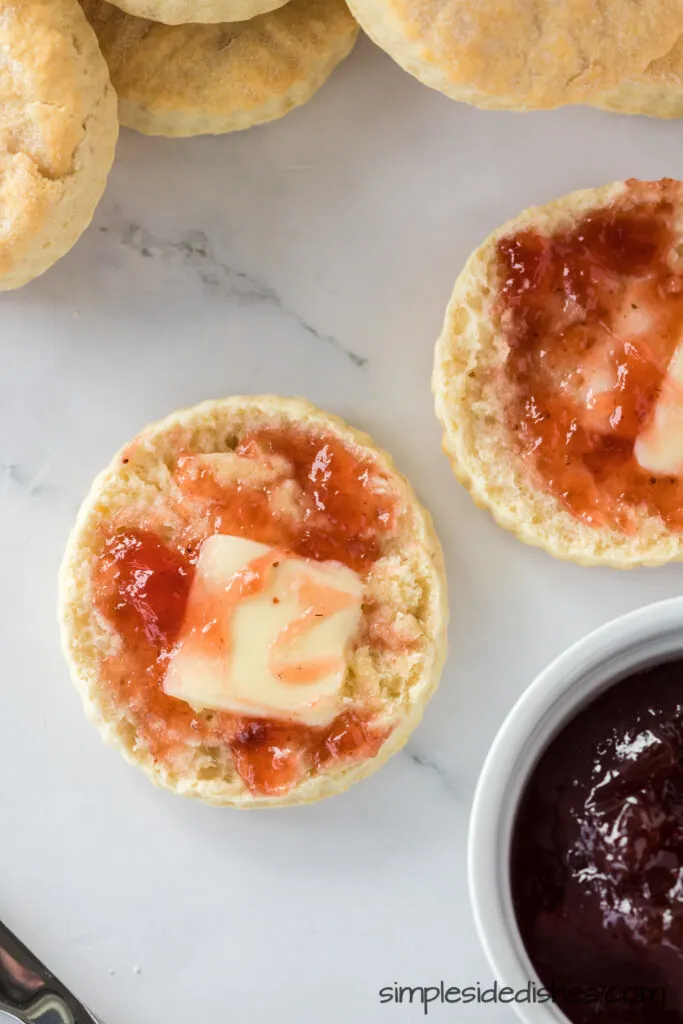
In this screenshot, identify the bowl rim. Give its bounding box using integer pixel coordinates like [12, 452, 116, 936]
[467, 596, 683, 1024]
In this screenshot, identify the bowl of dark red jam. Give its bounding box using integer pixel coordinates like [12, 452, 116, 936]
[468, 598, 683, 1024]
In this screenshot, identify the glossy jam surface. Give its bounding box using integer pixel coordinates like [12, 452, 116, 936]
[93, 426, 398, 794]
[175, 428, 395, 572]
[95, 529, 201, 762]
[512, 661, 683, 1022]
[229, 711, 387, 795]
[497, 181, 683, 530]
[97, 530, 192, 647]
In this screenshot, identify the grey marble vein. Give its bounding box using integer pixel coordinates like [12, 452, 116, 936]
[1, 461, 55, 497]
[100, 212, 368, 369]
[0, 461, 77, 518]
[404, 742, 458, 797]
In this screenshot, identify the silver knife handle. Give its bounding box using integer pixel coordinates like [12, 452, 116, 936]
[0, 922, 100, 1024]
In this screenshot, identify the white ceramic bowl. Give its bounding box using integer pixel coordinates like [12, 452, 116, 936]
[468, 597, 683, 1024]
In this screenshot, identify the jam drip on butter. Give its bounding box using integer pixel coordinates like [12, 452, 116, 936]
[93, 426, 396, 795]
[496, 180, 683, 530]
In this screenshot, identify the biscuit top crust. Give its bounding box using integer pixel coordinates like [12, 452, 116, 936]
[496, 178, 683, 532]
[386, 0, 682, 108]
[79, 0, 357, 118]
[0, 0, 110, 275]
[91, 421, 414, 797]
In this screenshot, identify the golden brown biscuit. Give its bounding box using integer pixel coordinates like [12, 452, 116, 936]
[59, 396, 448, 808]
[80, 0, 358, 136]
[346, 0, 683, 111]
[593, 34, 683, 118]
[0, 0, 117, 290]
[106, 0, 287, 25]
[433, 179, 683, 567]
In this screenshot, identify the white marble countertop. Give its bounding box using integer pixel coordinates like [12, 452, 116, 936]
[2, 34, 683, 1024]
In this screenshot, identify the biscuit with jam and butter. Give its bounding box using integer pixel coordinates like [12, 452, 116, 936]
[593, 35, 683, 119]
[433, 178, 683, 567]
[59, 396, 447, 807]
[346, 0, 682, 111]
[0, 0, 118, 290]
[79, 0, 358, 137]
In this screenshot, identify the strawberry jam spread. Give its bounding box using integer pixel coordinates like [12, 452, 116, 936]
[174, 428, 393, 572]
[93, 426, 396, 795]
[496, 179, 683, 530]
[512, 661, 683, 1022]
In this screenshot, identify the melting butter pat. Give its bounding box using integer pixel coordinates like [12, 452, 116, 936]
[163, 535, 363, 727]
[635, 341, 683, 476]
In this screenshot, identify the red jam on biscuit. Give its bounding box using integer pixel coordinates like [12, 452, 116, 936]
[496, 179, 683, 531]
[92, 427, 398, 795]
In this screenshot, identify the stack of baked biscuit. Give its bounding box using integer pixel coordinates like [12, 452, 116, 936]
[1, 0, 357, 292]
[7, 0, 683, 293]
